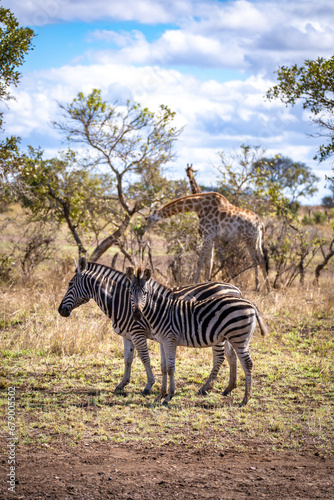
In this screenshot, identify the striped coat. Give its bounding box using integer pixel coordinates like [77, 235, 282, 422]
[58, 257, 242, 396]
[127, 267, 267, 406]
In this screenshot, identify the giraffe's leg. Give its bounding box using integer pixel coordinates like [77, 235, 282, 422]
[254, 256, 260, 292]
[256, 228, 271, 292]
[114, 337, 135, 393]
[249, 247, 263, 292]
[198, 342, 225, 395]
[250, 246, 270, 292]
[222, 340, 238, 396]
[205, 244, 215, 281]
[257, 248, 271, 292]
[196, 237, 214, 283]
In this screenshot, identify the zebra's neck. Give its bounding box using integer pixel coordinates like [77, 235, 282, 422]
[143, 279, 181, 319]
[83, 262, 128, 315]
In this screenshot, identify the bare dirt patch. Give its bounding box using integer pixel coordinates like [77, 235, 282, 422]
[1, 441, 333, 499]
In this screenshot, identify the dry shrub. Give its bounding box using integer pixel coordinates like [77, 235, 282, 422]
[0, 267, 118, 356]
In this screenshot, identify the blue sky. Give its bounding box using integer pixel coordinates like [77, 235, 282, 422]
[2, 0, 334, 203]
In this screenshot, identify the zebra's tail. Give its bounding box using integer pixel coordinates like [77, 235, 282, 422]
[242, 298, 268, 337]
[254, 308, 267, 337]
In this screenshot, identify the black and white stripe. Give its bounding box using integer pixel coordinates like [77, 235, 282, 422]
[126, 267, 267, 406]
[58, 257, 242, 396]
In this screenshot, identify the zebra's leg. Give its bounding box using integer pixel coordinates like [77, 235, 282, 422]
[161, 340, 177, 405]
[222, 340, 238, 396]
[130, 334, 156, 395]
[198, 342, 225, 395]
[114, 337, 135, 393]
[228, 341, 253, 407]
[160, 343, 168, 397]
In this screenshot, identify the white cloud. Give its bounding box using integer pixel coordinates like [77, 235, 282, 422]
[3, 0, 334, 204]
[2, 0, 196, 25]
[5, 62, 328, 178]
[77, 0, 334, 75]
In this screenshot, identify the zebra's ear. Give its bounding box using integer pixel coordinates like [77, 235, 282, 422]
[143, 269, 151, 281]
[78, 257, 87, 274]
[126, 267, 135, 281]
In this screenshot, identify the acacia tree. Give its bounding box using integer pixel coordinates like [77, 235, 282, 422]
[16, 147, 118, 257]
[266, 56, 334, 162]
[322, 178, 334, 208]
[253, 155, 319, 203]
[216, 145, 318, 213]
[216, 144, 265, 206]
[52, 89, 182, 261]
[0, 6, 34, 189]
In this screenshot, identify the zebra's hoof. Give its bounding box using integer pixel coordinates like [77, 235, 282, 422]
[197, 388, 208, 396]
[162, 399, 169, 406]
[142, 388, 151, 396]
[222, 390, 230, 397]
[238, 400, 248, 407]
[114, 390, 127, 397]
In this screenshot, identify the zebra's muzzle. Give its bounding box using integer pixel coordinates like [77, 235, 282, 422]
[58, 305, 71, 317]
[133, 308, 142, 321]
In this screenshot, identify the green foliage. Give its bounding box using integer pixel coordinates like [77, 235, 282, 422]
[254, 156, 319, 202]
[322, 177, 334, 208]
[154, 212, 200, 286]
[301, 215, 314, 226]
[0, 252, 12, 281]
[302, 211, 327, 225]
[0, 6, 34, 200]
[53, 90, 182, 201]
[52, 89, 183, 260]
[267, 56, 334, 161]
[313, 211, 327, 224]
[216, 144, 314, 215]
[0, 6, 35, 106]
[16, 147, 117, 255]
[216, 144, 266, 207]
[322, 196, 334, 209]
[266, 220, 324, 287]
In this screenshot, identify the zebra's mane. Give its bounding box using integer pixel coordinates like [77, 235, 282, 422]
[82, 262, 175, 297]
[83, 261, 129, 287]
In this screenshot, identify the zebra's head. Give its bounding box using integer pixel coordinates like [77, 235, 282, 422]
[126, 267, 151, 321]
[58, 257, 90, 317]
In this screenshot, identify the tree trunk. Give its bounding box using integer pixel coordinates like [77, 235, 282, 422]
[315, 239, 334, 284]
[89, 216, 130, 262]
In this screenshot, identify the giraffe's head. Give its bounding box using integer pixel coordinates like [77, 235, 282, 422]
[126, 267, 152, 321]
[145, 208, 161, 229]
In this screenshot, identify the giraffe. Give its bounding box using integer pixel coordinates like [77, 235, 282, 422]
[146, 192, 270, 292]
[186, 164, 202, 195]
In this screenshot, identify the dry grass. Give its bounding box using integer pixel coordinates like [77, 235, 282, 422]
[0, 266, 333, 455]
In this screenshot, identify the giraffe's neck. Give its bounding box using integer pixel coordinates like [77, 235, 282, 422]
[157, 193, 229, 219]
[157, 196, 201, 218]
[189, 177, 202, 195]
[186, 167, 202, 195]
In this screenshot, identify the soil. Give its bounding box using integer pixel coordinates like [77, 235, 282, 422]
[1, 441, 333, 499]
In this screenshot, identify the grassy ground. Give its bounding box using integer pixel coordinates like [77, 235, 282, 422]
[0, 269, 333, 455]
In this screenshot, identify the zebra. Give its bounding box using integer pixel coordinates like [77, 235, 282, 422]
[58, 257, 243, 396]
[126, 267, 267, 406]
